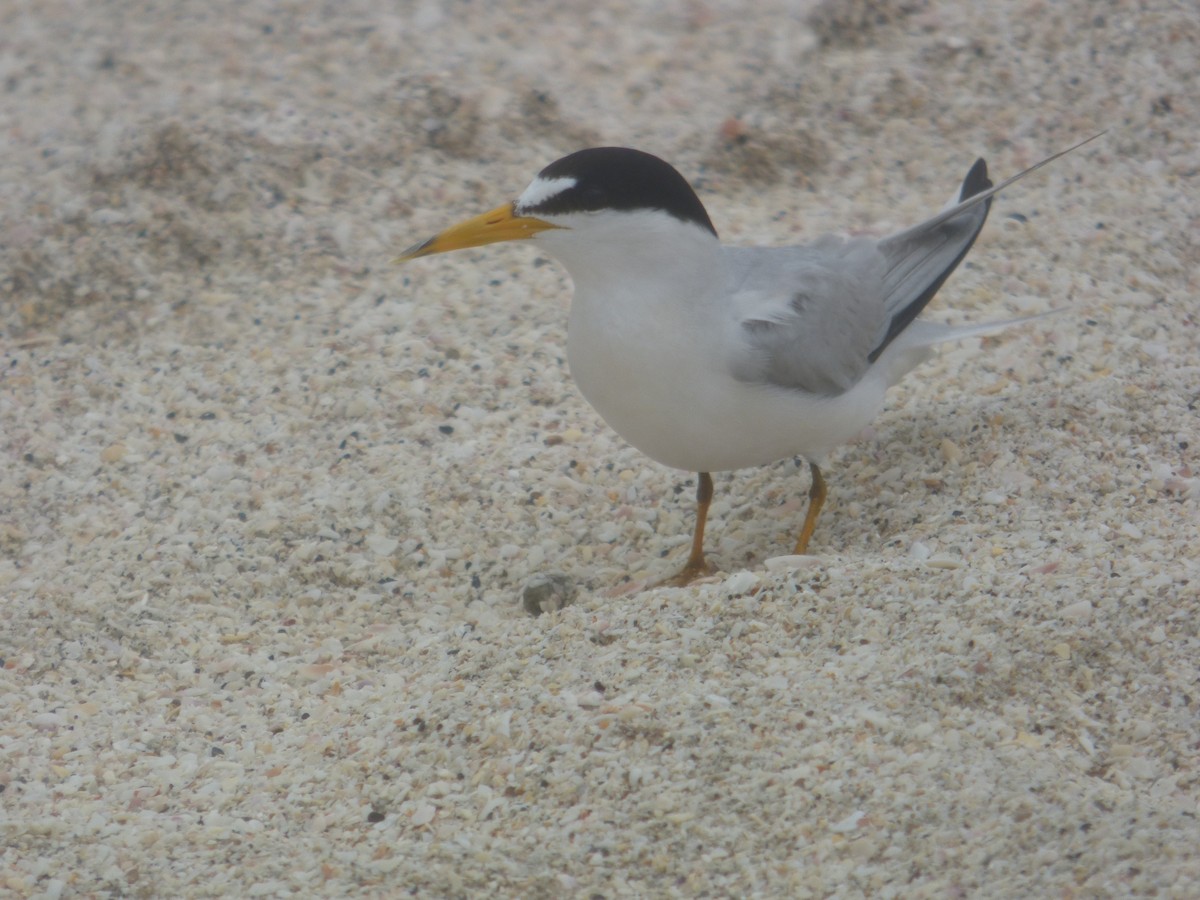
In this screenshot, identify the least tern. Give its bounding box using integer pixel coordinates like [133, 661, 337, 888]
[399, 134, 1100, 585]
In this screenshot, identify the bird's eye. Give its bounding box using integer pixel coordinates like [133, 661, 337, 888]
[580, 185, 606, 207]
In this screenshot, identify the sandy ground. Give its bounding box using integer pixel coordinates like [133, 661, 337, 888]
[2, 0, 1198, 896]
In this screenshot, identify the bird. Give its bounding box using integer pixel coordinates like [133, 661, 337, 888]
[398, 133, 1101, 586]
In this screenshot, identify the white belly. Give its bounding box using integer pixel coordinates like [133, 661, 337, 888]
[566, 287, 889, 473]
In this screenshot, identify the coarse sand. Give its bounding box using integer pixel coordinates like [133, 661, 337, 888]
[2, 1, 1197, 896]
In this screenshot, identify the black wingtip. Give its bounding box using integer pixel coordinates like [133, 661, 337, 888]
[960, 158, 992, 201]
[866, 159, 995, 364]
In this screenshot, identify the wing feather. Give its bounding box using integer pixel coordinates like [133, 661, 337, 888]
[729, 133, 1104, 397]
[729, 236, 887, 395]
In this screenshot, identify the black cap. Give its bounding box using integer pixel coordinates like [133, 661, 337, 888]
[518, 147, 718, 237]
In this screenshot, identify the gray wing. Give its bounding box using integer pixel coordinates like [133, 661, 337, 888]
[728, 237, 890, 395]
[730, 158, 993, 396]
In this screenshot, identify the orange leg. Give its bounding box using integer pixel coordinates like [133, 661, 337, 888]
[656, 471, 717, 586]
[793, 462, 826, 555]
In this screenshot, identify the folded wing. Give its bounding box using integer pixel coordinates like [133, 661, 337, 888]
[731, 157, 992, 396]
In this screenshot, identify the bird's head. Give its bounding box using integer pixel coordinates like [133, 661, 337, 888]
[396, 147, 717, 266]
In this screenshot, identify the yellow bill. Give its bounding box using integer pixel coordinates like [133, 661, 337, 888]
[395, 203, 562, 262]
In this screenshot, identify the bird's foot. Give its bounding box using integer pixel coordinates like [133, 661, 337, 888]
[651, 555, 718, 588]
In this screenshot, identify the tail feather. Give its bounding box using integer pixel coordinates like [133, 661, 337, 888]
[878, 309, 1064, 387]
[902, 308, 1064, 348]
[866, 131, 1105, 364]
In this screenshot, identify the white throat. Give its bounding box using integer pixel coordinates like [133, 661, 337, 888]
[534, 209, 732, 469]
[534, 208, 721, 293]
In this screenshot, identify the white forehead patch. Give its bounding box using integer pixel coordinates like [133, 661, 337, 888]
[516, 175, 576, 211]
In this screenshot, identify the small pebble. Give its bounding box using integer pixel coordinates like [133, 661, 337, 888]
[829, 810, 866, 833]
[1061, 600, 1094, 622]
[410, 804, 436, 826]
[522, 573, 577, 616]
[763, 554, 822, 573]
[723, 570, 760, 595]
[925, 556, 964, 570]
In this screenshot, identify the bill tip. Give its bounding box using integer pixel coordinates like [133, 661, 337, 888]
[394, 238, 434, 263]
